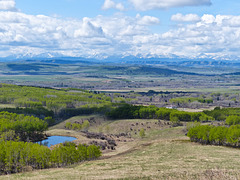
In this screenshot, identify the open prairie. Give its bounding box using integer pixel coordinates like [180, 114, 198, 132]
[2, 117, 240, 180]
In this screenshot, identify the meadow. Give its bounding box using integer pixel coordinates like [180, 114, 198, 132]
[2, 117, 240, 180]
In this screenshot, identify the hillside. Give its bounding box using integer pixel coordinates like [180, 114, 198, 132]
[2, 118, 240, 180]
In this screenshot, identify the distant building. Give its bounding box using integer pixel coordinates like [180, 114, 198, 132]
[166, 105, 177, 109]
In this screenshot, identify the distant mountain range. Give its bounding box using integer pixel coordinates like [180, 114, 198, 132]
[1, 54, 240, 68]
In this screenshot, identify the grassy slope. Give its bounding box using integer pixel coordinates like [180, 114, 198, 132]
[2, 117, 240, 180]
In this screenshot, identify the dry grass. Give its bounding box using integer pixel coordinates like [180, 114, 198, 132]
[46, 129, 88, 140]
[177, 107, 215, 113]
[3, 119, 240, 180]
[0, 104, 16, 109]
[49, 115, 106, 130]
[93, 119, 161, 134]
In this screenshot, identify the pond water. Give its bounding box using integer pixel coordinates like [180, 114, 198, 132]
[37, 136, 77, 147]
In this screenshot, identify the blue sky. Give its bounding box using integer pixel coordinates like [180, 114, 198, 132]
[15, 0, 226, 33]
[1, 0, 240, 59]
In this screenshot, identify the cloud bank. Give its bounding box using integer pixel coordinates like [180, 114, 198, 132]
[1, 0, 240, 60]
[128, 0, 211, 11]
[0, 0, 17, 11]
[171, 13, 200, 22]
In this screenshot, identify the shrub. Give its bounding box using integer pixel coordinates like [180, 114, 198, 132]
[139, 128, 145, 138]
[225, 115, 240, 125]
[65, 122, 72, 129]
[82, 120, 90, 131]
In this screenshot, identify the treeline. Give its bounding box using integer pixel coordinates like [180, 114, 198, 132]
[204, 107, 240, 121]
[2, 84, 240, 124]
[107, 104, 240, 124]
[187, 124, 240, 147]
[0, 111, 48, 142]
[106, 104, 213, 122]
[0, 84, 113, 119]
[0, 107, 54, 123]
[170, 97, 213, 104]
[57, 105, 112, 119]
[0, 141, 101, 174]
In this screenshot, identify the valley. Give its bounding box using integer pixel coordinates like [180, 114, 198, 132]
[1, 59, 240, 179]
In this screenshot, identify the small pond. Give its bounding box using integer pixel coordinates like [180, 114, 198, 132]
[37, 136, 77, 147]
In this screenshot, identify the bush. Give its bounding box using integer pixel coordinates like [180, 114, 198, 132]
[139, 128, 145, 138]
[65, 122, 72, 129]
[72, 123, 82, 130]
[82, 120, 90, 131]
[225, 115, 240, 125]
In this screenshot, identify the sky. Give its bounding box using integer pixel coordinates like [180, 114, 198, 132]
[0, 0, 240, 60]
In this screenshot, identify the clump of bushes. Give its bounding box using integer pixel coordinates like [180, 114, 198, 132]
[106, 104, 214, 123]
[187, 124, 240, 147]
[0, 140, 101, 175]
[65, 120, 90, 131]
[225, 115, 240, 125]
[0, 111, 48, 142]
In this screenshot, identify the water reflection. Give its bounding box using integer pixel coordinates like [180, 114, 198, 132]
[37, 136, 77, 147]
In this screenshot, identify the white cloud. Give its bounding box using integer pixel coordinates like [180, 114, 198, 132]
[220, 16, 240, 27]
[171, 13, 200, 22]
[157, 14, 240, 59]
[201, 14, 215, 24]
[0, 11, 158, 58]
[128, 0, 211, 11]
[74, 17, 104, 38]
[102, 0, 125, 11]
[136, 14, 160, 25]
[115, 3, 125, 11]
[0, 0, 17, 11]
[1, 8, 240, 60]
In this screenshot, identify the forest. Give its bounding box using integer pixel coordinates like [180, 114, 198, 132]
[0, 109, 101, 175]
[0, 84, 107, 175]
[0, 111, 47, 141]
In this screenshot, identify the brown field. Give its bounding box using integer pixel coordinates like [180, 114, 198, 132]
[177, 107, 216, 113]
